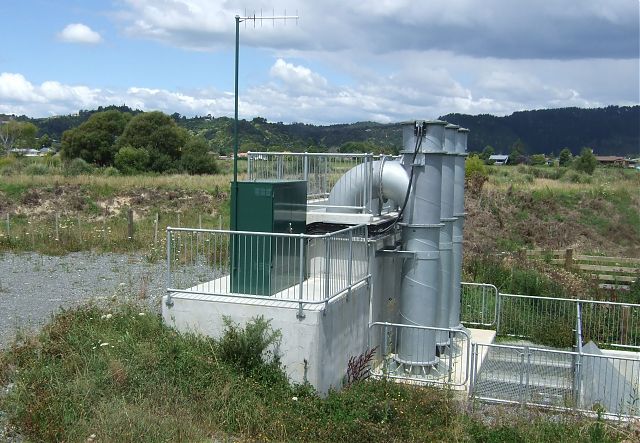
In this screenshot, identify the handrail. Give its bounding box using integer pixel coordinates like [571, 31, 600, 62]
[499, 292, 640, 308]
[166, 224, 368, 239]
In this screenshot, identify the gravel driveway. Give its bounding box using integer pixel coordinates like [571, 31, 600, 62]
[0, 252, 169, 349]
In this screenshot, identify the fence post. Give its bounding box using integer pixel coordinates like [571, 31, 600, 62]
[621, 306, 630, 346]
[54, 213, 59, 242]
[154, 213, 159, 246]
[127, 208, 134, 241]
[564, 248, 573, 270]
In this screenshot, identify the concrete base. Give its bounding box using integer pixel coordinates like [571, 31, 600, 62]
[163, 280, 370, 395]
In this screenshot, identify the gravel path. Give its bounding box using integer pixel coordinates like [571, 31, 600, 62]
[0, 252, 168, 349]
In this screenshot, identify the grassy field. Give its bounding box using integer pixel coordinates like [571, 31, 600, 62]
[0, 302, 632, 442]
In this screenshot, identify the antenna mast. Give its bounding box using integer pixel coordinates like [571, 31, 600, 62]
[232, 11, 298, 230]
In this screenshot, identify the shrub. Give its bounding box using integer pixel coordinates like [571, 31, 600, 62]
[559, 148, 573, 167]
[180, 137, 218, 175]
[561, 170, 592, 184]
[529, 154, 547, 166]
[114, 146, 150, 174]
[64, 158, 94, 176]
[217, 315, 282, 377]
[573, 147, 598, 175]
[24, 163, 49, 176]
[102, 166, 121, 177]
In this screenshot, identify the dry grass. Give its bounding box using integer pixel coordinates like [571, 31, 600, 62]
[0, 172, 240, 192]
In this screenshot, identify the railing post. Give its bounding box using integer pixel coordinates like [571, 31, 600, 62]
[297, 236, 306, 320]
[277, 154, 283, 180]
[495, 292, 502, 335]
[247, 153, 253, 179]
[303, 152, 309, 182]
[347, 230, 353, 300]
[469, 342, 478, 397]
[324, 236, 331, 313]
[519, 347, 528, 406]
[165, 228, 173, 307]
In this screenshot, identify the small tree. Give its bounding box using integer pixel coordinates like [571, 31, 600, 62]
[0, 120, 38, 154]
[573, 147, 598, 175]
[559, 148, 572, 167]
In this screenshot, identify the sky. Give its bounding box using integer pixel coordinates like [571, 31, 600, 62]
[0, 0, 638, 124]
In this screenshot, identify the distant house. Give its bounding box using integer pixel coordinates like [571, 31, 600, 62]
[595, 156, 629, 167]
[489, 154, 509, 165]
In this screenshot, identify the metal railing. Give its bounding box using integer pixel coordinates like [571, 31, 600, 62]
[368, 322, 471, 388]
[470, 342, 640, 418]
[461, 287, 640, 350]
[247, 152, 399, 214]
[460, 282, 498, 327]
[165, 225, 369, 317]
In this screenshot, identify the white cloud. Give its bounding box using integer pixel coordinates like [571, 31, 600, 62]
[58, 23, 103, 44]
[270, 59, 328, 95]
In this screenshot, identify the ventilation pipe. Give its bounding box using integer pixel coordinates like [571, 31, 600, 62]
[396, 120, 446, 369]
[327, 160, 409, 213]
[450, 128, 469, 330]
[437, 124, 458, 347]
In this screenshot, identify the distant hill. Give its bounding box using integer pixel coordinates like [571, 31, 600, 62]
[2, 105, 637, 156]
[440, 106, 639, 156]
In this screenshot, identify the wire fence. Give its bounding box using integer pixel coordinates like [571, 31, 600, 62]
[165, 224, 369, 316]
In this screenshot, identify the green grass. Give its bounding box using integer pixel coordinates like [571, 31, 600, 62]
[0, 303, 628, 442]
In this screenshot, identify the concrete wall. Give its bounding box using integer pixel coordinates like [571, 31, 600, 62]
[580, 341, 639, 415]
[163, 281, 370, 395]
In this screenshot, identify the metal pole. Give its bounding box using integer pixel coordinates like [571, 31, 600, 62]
[166, 228, 173, 307]
[232, 14, 240, 231]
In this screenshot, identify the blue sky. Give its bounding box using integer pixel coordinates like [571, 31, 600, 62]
[1, 0, 638, 124]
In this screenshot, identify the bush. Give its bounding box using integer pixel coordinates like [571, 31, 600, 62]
[529, 154, 547, 166]
[573, 147, 598, 175]
[217, 315, 282, 377]
[465, 155, 488, 179]
[561, 170, 592, 184]
[64, 158, 94, 176]
[114, 146, 150, 174]
[24, 163, 49, 176]
[180, 137, 218, 175]
[102, 166, 121, 177]
[559, 148, 573, 167]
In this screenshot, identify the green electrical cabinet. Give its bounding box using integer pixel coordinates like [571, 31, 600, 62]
[230, 180, 307, 295]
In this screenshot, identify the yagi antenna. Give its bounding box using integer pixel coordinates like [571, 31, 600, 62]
[231, 10, 300, 231]
[241, 9, 298, 28]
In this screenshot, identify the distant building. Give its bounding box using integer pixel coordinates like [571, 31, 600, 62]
[595, 156, 629, 167]
[489, 154, 509, 165]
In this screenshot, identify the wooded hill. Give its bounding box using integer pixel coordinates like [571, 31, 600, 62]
[3, 105, 638, 156]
